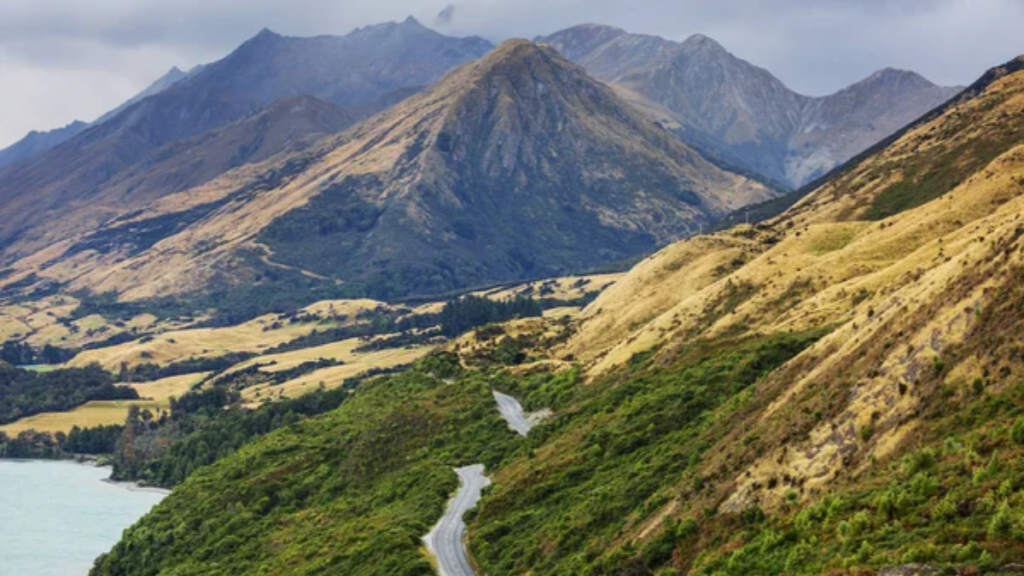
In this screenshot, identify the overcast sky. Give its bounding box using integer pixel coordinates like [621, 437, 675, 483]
[1, 0, 1021, 148]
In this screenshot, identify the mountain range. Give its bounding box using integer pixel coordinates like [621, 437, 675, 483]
[538, 24, 962, 187]
[0, 18, 963, 310]
[0, 18, 492, 261]
[2, 40, 771, 304]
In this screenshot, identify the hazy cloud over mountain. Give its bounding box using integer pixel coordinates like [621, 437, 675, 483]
[1, 0, 1021, 147]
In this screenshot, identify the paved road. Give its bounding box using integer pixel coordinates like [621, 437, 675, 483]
[493, 391, 533, 437]
[424, 465, 491, 576]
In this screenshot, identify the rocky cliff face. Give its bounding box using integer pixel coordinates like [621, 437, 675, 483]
[538, 25, 962, 188]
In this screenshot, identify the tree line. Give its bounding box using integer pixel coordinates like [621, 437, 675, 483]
[0, 363, 138, 425]
[435, 294, 543, 337]
[0, 341, 76, 366]
[0, 424, 123, 459]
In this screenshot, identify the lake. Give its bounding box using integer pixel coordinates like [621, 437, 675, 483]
[0, 460, 166, 576]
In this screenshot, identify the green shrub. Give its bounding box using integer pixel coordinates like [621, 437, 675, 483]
[1011, 417, 1024, 445]
[989, 501, 1015, 538]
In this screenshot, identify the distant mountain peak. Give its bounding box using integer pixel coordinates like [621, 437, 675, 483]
[681, 33, 728, 54]
[868, 66, 928, 82]
[483, 38, 548, 62]
[569, 23, 627, 34]
[354, 15, 430, 35]
[253, 27, 281, 40]
[847, 67, 938, 93]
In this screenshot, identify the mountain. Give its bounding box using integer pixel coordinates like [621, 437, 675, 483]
[3, 40, 773, 305]
[0, 18, 494, 259]
[0, 121, 88, 170]
[93, 65, 196, 125]
[0, 97, 356, 265]
[537, 25, 963, 187]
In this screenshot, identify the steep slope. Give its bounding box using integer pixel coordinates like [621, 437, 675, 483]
[7, 40, 772, 304]
[99, 96, 356, 213]
[0, 18, 492, 257]
[538, 24, 962, 187]
[92, 65, 195, 125]
[514, 54, 1024, 555]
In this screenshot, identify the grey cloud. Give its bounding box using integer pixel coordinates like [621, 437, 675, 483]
[0, 0, 1021, 146]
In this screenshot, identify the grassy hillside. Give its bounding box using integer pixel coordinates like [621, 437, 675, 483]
[91, 362, 519, 576]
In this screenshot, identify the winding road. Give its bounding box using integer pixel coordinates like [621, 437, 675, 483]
[424, 465, 491, 576]
[424, 391, 540, 576]
[492, 390, 533, 437]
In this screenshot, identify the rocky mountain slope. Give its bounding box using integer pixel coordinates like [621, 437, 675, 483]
[0, 40, 772, 304]
[0, 18, 492, 258]
[538, 24, 962, 187]
[0, 96, 357, 265]
[92, 66, 195, 125]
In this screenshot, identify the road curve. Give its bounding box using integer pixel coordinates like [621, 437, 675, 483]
[493, 391, 533, 437]
[424, 465, 491, 576]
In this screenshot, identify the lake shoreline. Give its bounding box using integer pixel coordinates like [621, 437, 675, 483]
[2, 457, 172, 495]
[101, 477, 172, 495]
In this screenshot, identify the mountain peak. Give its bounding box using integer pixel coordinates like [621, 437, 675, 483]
[681, 33, 727, 53]
[490, 38, 545, 56]
[461, 39, 564, 83]
[852, 67, 936, 92]
[568, 23, 627, 35]
[253, 27, 281, 40]
[869, 66, 928, 82]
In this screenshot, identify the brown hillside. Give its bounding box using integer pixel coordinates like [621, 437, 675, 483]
[560, 57, 1024, 511]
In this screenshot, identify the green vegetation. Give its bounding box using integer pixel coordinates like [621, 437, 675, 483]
[111, 382, 351, 487]
[0, 424, 123, 459]
[208, 358, 343, 391]
[469, 330, 826, 576]
[0, 340, 75, 366]
[437, 295, 543, 337]
[0, 363, 136, 425]
[91, 362, 520, 576]
[264, 306, 415, 354]
[681, 381, 1024, 575]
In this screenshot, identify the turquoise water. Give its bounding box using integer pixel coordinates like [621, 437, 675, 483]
[0, 460, 166, 576]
